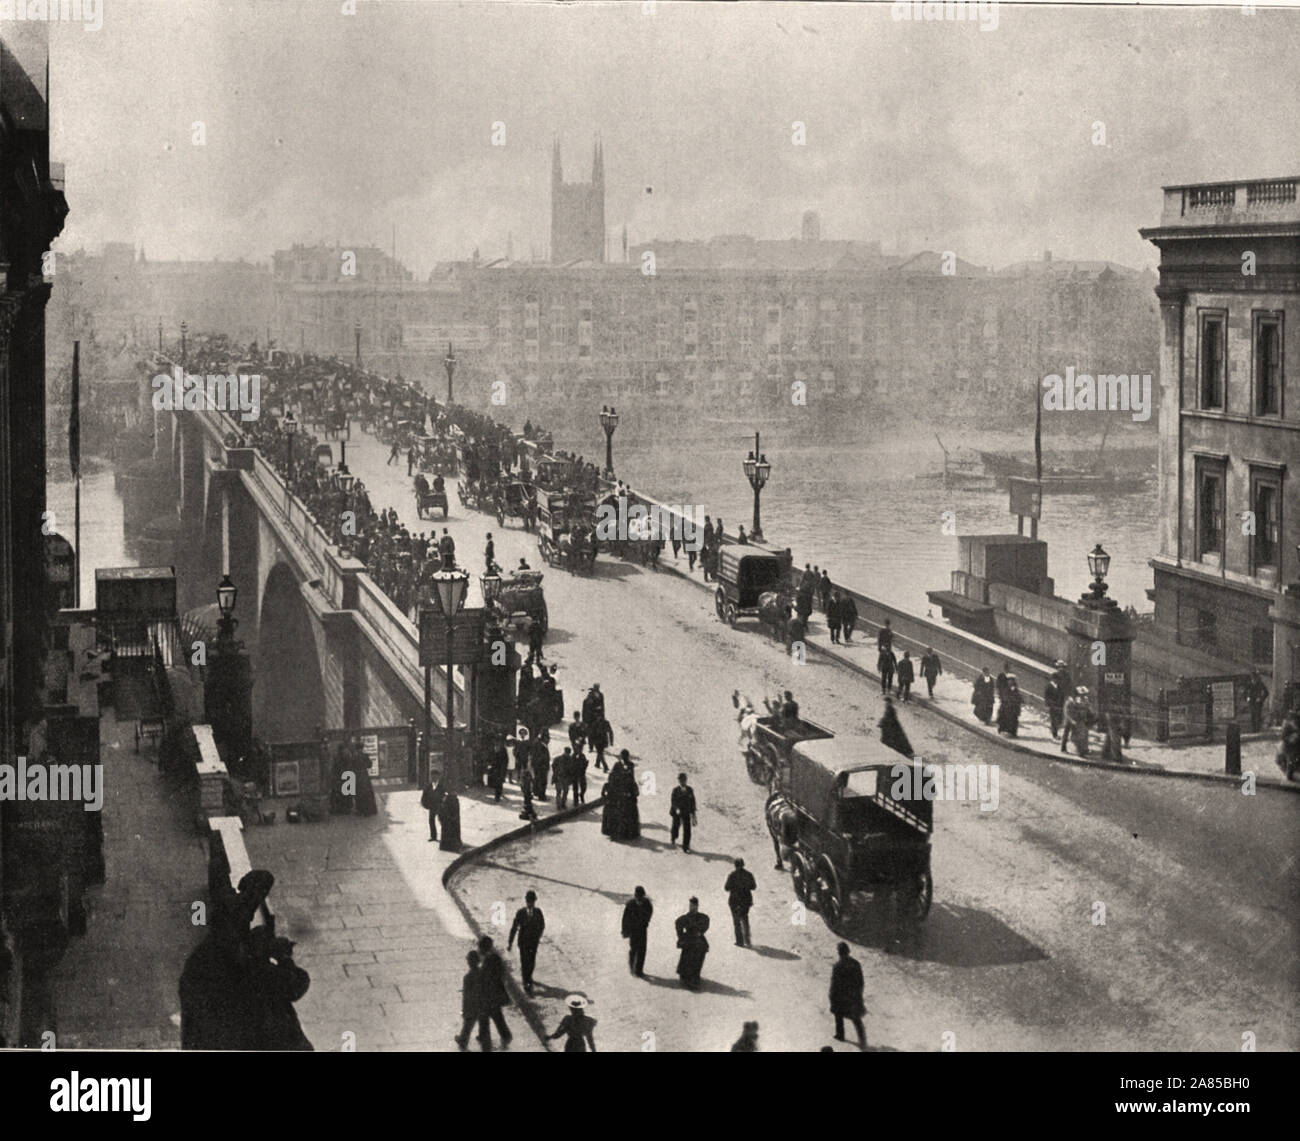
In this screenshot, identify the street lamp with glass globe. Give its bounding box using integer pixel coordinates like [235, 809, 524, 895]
[430, 567, 470, 850]
[743, 433, 771, 544]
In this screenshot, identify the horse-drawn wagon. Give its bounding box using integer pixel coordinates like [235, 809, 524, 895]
[495, 479, 535, 529]
[413, 472, 448, 520]
[765, 732, 934, 932]
[495, 569, 548, 635]
[713, 548, 792, 633]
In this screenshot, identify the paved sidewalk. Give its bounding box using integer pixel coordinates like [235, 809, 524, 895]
[241, 771, 608, 1051]
[48, 708, 210, 1049]
[648, 550, 1291, 787]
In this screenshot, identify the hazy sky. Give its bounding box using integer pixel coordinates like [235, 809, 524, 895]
[42, 0, 1300, 274]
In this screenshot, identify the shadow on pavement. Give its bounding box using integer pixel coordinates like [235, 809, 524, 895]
[747, 944, 800, 961]
[638, 974, 753, 999]
[835, 901, 1048, 968]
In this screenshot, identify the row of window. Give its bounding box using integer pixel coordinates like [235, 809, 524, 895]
[1195, 457, 1285, 576]
[1197, 309, 1285, 417]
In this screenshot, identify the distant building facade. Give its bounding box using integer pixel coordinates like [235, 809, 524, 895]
[1142, 176, 1300, 711]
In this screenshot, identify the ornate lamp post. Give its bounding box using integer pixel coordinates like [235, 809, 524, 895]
[209, 574, 253, 773]
[354, 319, 362, 366]
[599, 405, 619, 479]
[281, 408, 299, 490]
[1084, 543, 1114, 608]
[742, 432, 771, 544]
[337, 405, 352, 467]
[430, 567, 470, 849]
[444, 342, 457, 406]
[180, 320, 188, 364]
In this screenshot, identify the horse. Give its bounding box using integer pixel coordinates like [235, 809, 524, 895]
[764, 790, 799, 872]
[756, 590, 794, 643]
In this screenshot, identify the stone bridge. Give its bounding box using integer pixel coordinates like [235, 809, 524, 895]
[161, 403, 469, 752]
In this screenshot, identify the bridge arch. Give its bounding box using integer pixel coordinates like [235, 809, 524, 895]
[253, 560, 327, 744]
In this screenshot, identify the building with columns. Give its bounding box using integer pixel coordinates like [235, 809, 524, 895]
[1142, 176, 1300, 714]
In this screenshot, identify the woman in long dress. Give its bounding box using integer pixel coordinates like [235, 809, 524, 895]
[674, 898, 711, 989]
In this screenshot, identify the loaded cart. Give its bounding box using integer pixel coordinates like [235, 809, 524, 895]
[765, 734, 933, 932]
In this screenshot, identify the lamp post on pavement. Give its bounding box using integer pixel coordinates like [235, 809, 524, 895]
[209, 575, 253, 774]
[354, 320, 362, 367]
[444, 342, 457, 406]
[180, 321, 188, 364]
[431, 567, 470, 850]
[281, 408, 299, 491]
[742, 432, 771, 544]
[599, 405, 619, 479]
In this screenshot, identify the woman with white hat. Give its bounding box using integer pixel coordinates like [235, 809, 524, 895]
[546, 995, 597, 1052]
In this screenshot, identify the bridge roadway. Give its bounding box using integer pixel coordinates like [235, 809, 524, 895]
[330, 423, 1297, 1052]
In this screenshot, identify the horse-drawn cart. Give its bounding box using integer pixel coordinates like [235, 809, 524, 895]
[713, 548, 790, 628]
[765, 732, 933, 932]
[413, 473, 448, 520]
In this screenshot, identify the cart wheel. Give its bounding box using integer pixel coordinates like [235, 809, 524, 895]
[815, 858, 844, 931]
[714, 587, 726, 620]
[744, 749, 765, 786]
[791, 854, 812, 904]
[724, 602, 738, 627]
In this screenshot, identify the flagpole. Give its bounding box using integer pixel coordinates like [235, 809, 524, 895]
[71, 341, 81, 607]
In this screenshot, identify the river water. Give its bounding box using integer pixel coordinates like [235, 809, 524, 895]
[549, 423, 1161, 615]
[49, 422, 1161, 619]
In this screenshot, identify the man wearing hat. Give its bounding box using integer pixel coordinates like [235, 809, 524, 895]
[670, 772, 697, 852]
[507, 890, 546, 997]
[1061, 686, 1094, 756]
[546, 995, 597, 1052]
[582, 682, 606, 726]
[621, 886, 654, 978]
[724, 858, 757, 947]
[1044, 664, 1068, 740]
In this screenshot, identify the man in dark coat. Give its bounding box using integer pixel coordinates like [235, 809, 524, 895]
[827, 589, 843, 643]
[840, 593, 858, 643]
[246, 927, 313, 1050]
[553, 747, 574, 809]
[476, 935, 512, 1048]
[972, 667, 996, 724]
[1044, 672, 1066, 739]
[486, 739, 508, 803]
[670, 771, 697, 852]
[421, 779, 444, 841]
[878, 646, 897, 695]
[919, 647, 942, 698]
[621, 885, 653, 978]
[829, 941, 867, 1048]
[586, 714, 613, 772]
[507, 890, 546, 997]
[179, 869, 275, 1050]
[724, 858, 757, 947]
[530, 732, 551, 802]
[878, 696, 914, 758]
[877, 619, 894, 655]
[454, 950, 487, 1050]
[674, 897, 711, 990]
[582, 683, 606, 726]
[818, 570, 833, 614]
[896, 651, 915, 702]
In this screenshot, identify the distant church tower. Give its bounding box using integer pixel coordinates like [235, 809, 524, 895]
[551, 137, 606, 264]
